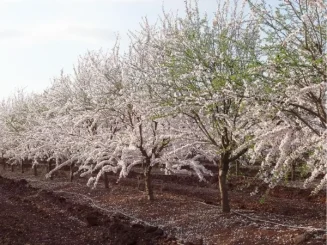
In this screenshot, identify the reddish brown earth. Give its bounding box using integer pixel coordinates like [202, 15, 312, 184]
[0, 176, 175, 245]
[0, 166, 326, 245]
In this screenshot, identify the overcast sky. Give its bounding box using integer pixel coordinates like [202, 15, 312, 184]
[0, 0, 278, 100]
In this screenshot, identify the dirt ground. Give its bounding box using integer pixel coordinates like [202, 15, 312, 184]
[0, 166, 326, 245]
[0, 176, 176, 245]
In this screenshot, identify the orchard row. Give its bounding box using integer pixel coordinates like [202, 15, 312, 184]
[0, 0, 326, 212]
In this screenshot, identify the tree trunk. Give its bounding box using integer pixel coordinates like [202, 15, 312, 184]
[47, 161, 52, 172]
[144, 168, 154, 201]
[103, 172, 109, 189]
[219, 154, 230, 213]
[11, 164, 14, 172]
[48, 161, 53, 180]
[70, 163, 75, 182]
[21, 160, 24, 173]
[33, 164, 37, 176]
[235, 161, 240, 176]
[137, 175, 142, 190]
[290, 163, 296, 181]
[1, 155, 4, 171]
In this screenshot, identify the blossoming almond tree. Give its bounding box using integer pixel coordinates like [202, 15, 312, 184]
[43, 49, 125, 181]
[248, 0, 327, 192]
[0, 91, 50, 172]
[33, 47, 210, 200]
[128, 0, 261, 212]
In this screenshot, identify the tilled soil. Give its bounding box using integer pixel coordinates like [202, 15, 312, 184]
[0, 167, 326, 245]
[0, 176, 174, 245]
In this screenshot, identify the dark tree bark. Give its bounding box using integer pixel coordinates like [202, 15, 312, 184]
[70, 163, 75, 182]
[11, 164, 14, 172]
[48, 161, 53, 180]
[1, 154, 5, 171]
[235, 161, 240, 176]
[290, 163, 296, 181]
[47, 161, 52, 172]
[33, 164, 37, 176]
[21, 160, 24, 173]
[137, 175, 142, 190]
[218, 153, 231, 213]
[144, 166, 154, 201]
[103, 172, 109, 189]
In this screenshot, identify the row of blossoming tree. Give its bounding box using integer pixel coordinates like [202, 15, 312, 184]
[0, 0, 325, 213]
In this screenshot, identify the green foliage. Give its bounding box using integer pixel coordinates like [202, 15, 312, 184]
[259, 195, 266, 205]
[211, 77, 226, 91]
[299, 164, 310, 179]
